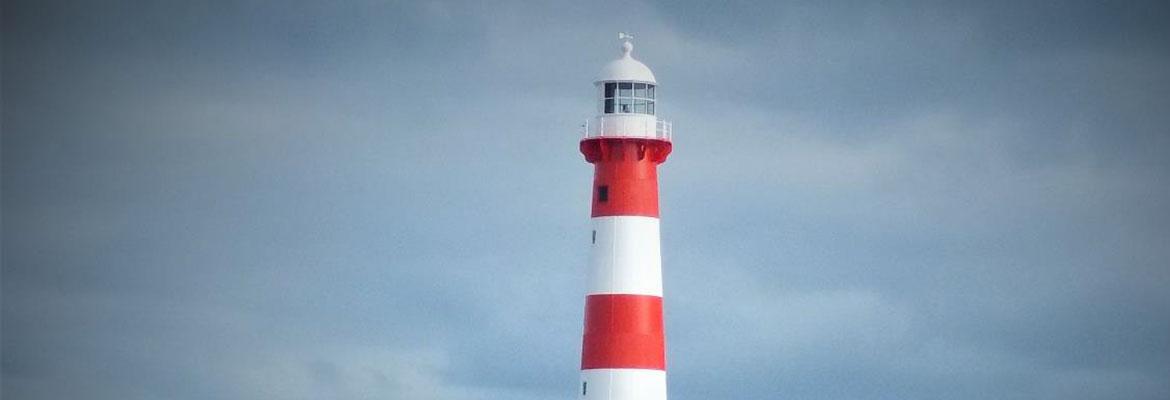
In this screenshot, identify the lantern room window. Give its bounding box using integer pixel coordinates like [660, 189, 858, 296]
[601, 81, 655, 115]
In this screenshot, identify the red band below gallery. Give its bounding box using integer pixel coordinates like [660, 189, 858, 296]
[581, 138, 672, 218]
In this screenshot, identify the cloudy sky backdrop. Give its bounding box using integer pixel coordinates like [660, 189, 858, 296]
[4, 1, 1170, 399]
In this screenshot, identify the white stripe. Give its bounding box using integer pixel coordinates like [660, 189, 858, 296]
[579, 368, 667, 400]
[587, 216, 662, 296]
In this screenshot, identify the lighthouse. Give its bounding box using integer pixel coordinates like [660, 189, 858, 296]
[578, 33, 672, 400]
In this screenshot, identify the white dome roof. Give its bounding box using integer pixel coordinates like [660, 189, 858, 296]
[595, 41, 656, 84]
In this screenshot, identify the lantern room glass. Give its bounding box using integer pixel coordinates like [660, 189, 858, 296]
[600, 81, 655, 115]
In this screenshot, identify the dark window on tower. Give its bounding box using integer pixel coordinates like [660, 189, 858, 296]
[597, 185, 609, 202]
[582, 381, 587, 395]
[604, 83, 616, 98]
[592, 230, 596, 244]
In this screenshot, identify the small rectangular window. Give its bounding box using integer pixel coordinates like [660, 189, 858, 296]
[604, 83, 616, 98]
[618, 98, 631, 113]
[634, 83, 647, 98]
[634, 99, 646, 114]
[619, 82, 632, 97]
[592, 230, 596, 244]
[597, 186, 608, 202]
[647, 85, 655, 99]
[583, 381, 587, 395]
[647, 101, 655, 115]
[604, 99, 614, 113]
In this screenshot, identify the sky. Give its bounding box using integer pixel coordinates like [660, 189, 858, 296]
[3, 1, 1170, 399]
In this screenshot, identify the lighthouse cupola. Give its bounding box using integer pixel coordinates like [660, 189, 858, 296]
[585, 34, 671, 141]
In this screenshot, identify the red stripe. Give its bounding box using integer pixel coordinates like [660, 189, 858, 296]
[581, 294, 665, 370]
[580, 138, 672, 218]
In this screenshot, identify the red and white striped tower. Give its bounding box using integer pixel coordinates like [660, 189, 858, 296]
[578, 33, 672, 400]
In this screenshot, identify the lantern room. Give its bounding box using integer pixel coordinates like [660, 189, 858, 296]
[584, 35, 671, 141]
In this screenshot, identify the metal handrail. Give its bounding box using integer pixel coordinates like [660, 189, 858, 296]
[581, 116, 672, 141]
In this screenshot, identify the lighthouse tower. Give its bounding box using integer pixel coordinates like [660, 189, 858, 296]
[578, 34, 672, 400]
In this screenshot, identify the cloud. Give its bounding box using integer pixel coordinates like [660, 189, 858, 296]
[4, 0, 1169, 399]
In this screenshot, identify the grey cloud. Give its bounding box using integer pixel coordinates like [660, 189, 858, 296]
[4, 0, 1170, 399]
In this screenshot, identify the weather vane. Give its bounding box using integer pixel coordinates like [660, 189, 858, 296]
[618, 32, 634, 42]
